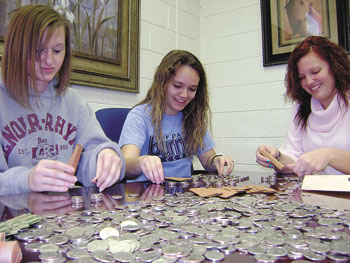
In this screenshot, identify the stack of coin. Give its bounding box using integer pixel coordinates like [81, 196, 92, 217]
[167, 181, 177, 188]
[39, 251, 65, 263]
[227, 180, 237, 186]
[71, 196, 84, 208]
[203, 180, 212, 188]
[191, 181, 201, 188]
[90, 193, 103, 207]
[128, 193, 140, 198]
[180, 181, 190, 188]
[214, 180, 224, 188]
[111, 195, 123, 200]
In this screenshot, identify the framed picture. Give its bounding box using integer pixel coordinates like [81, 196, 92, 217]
[0, 0, 140, 93]
[261, 0, 350, 67]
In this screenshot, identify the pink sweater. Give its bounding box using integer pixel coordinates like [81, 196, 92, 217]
[281, 94, 350, 174]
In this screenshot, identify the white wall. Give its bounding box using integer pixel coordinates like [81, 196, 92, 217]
[72, 0, 201, 113]
[60, 0, 294, 172]
[200, 0, 293, 172]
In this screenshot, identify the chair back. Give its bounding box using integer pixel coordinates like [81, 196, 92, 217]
[95, 108, 130, 143]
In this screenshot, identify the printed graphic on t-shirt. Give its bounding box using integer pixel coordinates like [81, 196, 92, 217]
[148, 133, 186, 162]
[32, 140, 58, 164]
[2, 112, 77, 162]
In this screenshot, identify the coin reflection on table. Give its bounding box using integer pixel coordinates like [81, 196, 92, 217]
[111, 195, 123, 200]
[180, 181, 190, 188]
[167, 181, 177, 188]
[71, 196, 84, 208]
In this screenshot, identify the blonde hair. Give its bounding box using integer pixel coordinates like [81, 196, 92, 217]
[1, 4, 72, 108]
[137, 50, 211, 157]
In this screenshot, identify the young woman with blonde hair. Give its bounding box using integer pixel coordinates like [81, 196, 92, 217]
[0, 4, 124, 194]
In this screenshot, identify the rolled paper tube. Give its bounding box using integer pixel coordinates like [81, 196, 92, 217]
[68, 144, 83, 171]
[0, 241, 22, 263]
[260, 149, 284, 170]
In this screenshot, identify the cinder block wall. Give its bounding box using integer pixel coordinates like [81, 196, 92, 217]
[72, 0, 201, 113]
[0, 0, 292, 172]
[200, 0, 292, 171]
[73, 0, 293, 172]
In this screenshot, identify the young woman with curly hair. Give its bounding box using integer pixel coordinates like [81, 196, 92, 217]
[119, 50, 234, 183]
[256, 36, 350, 176]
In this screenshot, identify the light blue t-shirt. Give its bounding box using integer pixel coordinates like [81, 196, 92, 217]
[119, 104, 215, 182]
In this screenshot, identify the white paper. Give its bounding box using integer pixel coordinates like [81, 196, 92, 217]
[301, 175, 350, 192]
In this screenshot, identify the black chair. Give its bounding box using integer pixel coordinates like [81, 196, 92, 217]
[95, 107, 130, 143]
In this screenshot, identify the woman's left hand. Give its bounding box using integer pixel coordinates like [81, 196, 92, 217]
[286, 148, 329, 176]
[92, 148, 123, 192]
[213, 155, 234, 175]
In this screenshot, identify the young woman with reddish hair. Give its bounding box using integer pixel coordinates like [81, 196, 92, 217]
[256, 36, 350, 176]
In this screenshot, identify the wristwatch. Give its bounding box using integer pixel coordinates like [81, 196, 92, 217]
[211, 153, 224, 165]
[277, 151, 281, 161]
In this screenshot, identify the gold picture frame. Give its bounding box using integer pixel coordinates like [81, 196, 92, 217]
[0, 0, 140, 93]
[261, 0, 350, 66]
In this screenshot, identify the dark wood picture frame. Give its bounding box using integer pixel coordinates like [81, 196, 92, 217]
[261, 0, 350, 67]
[0, 0, 140, 93]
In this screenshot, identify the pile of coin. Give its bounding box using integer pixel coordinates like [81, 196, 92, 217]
[11, 179, 349, 263]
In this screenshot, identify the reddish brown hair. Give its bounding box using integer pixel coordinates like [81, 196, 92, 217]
[285, 36, 350, 129]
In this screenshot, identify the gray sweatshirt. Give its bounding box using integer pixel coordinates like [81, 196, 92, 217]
[0, 80, 125, 195]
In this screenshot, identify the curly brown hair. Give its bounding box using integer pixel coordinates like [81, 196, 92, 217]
[136, 50, 211, 157]
[1, 4, 72, 109]
[285, 36, 350, 130]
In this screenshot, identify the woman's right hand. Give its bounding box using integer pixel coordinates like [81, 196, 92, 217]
[139, 155, 164, 184]
[256, 146, 280, 168]
[29, 160, 77, 192]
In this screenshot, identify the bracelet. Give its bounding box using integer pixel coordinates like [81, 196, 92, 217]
[277, 151, 281, 161]
[211, 153, 224, 165]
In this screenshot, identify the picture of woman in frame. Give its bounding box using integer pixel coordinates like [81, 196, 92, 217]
[284, 0, 323, 40]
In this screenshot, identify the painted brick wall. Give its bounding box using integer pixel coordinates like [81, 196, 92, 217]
[73, 0, 293, 172]
[72, 0, 201, 114]
[0, 0, 293, 172]
[200, 0, 293, 172]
